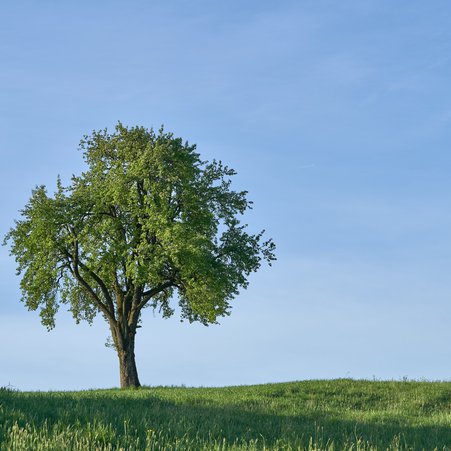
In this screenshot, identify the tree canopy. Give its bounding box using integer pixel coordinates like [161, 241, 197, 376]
[4, 123, 276, 387]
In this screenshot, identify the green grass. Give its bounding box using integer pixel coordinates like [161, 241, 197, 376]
[1, 379, 450, 450]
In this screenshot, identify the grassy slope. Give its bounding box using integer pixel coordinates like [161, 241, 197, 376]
[1, 379, 450, 450]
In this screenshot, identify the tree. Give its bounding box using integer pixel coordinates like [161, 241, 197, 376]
[4, 123, 276, 388]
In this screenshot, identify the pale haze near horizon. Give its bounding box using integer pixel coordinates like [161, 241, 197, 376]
[1, 1, 450, 390]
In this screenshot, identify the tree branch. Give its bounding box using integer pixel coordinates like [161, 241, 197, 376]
[139, 281, 174, 310]
[77, 259, 116, 317]
[65, 240, 116, 323]
[62, 226, 116, 317]
[71, 264, 115, 323]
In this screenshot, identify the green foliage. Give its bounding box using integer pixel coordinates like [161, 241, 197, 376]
[1, 380, 450, 450]
[3, 123, 275, 329]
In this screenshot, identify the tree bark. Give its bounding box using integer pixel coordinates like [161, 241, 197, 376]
[117, 337, 141, 388]
[111, 317, 141, 388]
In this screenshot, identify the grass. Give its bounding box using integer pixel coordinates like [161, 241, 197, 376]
[1, 379, 450, 450]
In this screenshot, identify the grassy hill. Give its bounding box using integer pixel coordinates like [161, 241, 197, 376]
[1, 379, 450, 450]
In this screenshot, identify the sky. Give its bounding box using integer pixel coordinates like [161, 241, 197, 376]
[1, 0, 451, 391]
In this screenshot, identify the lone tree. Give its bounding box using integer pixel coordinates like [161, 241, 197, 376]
[4, 123, 275, 388]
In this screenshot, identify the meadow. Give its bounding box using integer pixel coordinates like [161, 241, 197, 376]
[1, 379, 450, 450]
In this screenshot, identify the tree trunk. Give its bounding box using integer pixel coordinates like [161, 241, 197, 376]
[117, 335, 141, 388]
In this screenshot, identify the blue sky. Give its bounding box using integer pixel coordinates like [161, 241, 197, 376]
[1, 0, 451, 390]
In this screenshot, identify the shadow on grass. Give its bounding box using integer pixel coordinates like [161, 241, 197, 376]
[1, 387, 450, 449]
